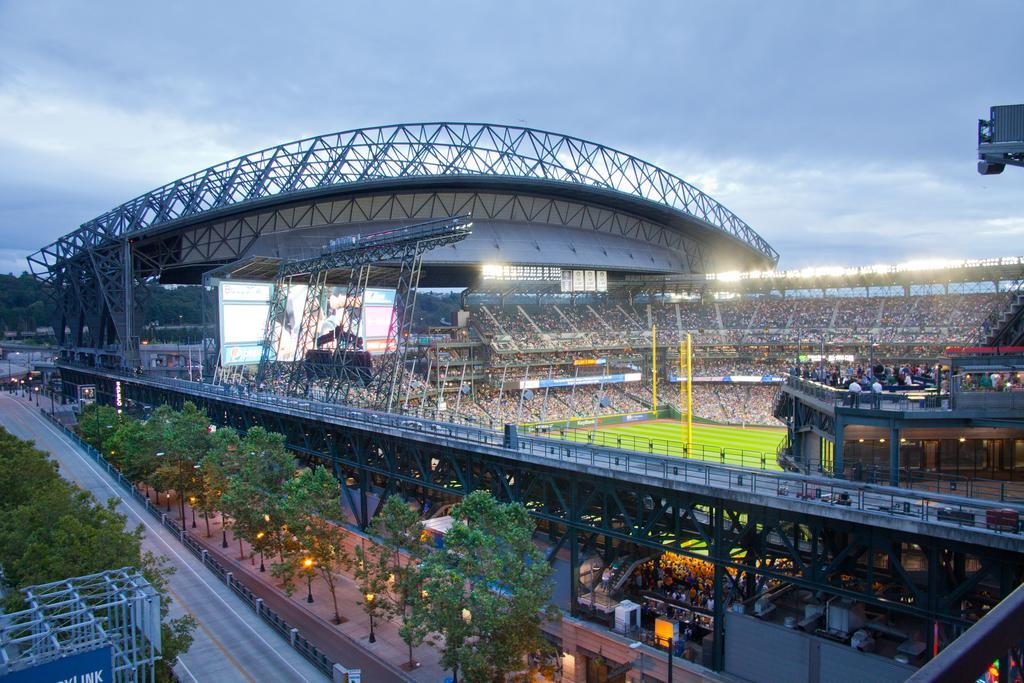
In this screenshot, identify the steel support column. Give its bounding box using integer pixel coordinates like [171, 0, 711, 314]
[890, 426, 901, 487]
[712, 504, 726, 670]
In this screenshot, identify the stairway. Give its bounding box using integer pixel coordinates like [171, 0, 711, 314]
[586, 304, 614, 332]
[516, 305, 543, 334]
[986, 291, 1024, 345]
[553, 305, 580, 332]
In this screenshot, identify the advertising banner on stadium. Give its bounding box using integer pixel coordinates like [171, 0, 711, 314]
[799, 353, 854, 363]
[4, 645, 112, 683]
[517, 372, 641, 390]
[572, 270, 585, 291]
[561, 271, 573, 293]
[562, 269, 606, 292]
[218, 281, 273, 366]
[219, 281, 397, 366]
[667, 372, 787, 384]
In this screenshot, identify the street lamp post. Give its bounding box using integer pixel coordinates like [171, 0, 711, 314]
[256, 532, 266, 572]
[304, 558, 314, 603]
[365, 592, 376, 643]
[189, 496, 197, 528]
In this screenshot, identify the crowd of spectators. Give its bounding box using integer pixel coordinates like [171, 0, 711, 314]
[795, 362, 938, 391]
[469, 292, 1010, 351]
[633, 553, 722, 614]
[402, 374, 783, 426]
[961, 371, 1024, 392]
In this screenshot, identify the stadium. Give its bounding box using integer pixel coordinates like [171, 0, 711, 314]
[29, 122, 1024, 484]
[27, 121, 1024, 680]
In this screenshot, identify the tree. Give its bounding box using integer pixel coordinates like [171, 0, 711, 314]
[415, 490, 559, 683]
[0, 428, 60, 511]
[278, 466, 350, 623]
[350, 535, 394, 644]
[0, 426, 195, 682]
[219, 427, 295, 560]
[0, 480, 142, 596]
[106, 417, 158, 497]
[364, 495, 429, 670]
[146, 403, 211, 523]
[195, 427, 241, 537]
[77, 403, 121, 452]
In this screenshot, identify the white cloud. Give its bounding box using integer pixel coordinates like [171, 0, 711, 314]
[0, 78, 243, 190]
[980, 217, 1024, 235]
[641, 149, 1024, 267]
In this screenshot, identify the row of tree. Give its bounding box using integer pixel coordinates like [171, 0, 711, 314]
[0, 424, 195, 682]
[0, 275, 207, 337]
[78, 401, 560, 682]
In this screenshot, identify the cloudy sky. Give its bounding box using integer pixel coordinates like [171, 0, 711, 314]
[0, 1, 1021, 274]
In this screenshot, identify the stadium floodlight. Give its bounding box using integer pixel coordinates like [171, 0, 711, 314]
[705, 256, 1024, 283]
[978, 105, 1024, 174]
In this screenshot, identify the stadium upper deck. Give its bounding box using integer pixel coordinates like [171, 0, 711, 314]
[29, 122, 778, 354]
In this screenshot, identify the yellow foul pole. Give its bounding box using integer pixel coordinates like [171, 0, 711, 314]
[651, 324, 657, 412]
[686, 332, 693, 451]
[678, 340, 684, 446]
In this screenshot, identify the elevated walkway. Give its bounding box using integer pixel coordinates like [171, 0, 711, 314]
[58, 363, 1024, 554]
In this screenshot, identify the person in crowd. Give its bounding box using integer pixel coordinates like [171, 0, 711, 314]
[870, 376, 883, 408]
[847, 377, 863, 406]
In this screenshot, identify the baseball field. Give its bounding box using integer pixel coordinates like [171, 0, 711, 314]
[542, 419, 787, 471]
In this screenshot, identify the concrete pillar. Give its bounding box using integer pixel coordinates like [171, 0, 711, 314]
[712, 505, 726, 670]
[790, 428, 804, 471]
[255, 597, 263, 615]
[569, 528, 579, 617]
[833, 420, 844, 478]
[889, 427, 900, 487]
[290, 627, 298, 646]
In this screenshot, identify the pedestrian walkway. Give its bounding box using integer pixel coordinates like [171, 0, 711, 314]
[159, 492, 449, 682]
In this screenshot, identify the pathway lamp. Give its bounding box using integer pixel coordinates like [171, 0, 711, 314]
[365, 592, 376, 643]
[304, 557, 315, 603]
[256, 532, 266, 572]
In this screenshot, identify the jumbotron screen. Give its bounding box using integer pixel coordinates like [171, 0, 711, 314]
[218, 281, 273, 366]
[218, 280, 396, 366]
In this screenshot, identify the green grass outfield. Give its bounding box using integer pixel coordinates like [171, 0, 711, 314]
[541, 419, 787, 471]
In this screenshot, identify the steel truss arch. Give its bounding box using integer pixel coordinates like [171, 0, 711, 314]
[29, 122, 777, 279]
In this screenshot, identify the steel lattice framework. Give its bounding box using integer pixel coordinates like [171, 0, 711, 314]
[29, 122, 777, 275]
[256, 215, 472, 406]
[0, 567, 161, 681]
[28, 122, 777, 364]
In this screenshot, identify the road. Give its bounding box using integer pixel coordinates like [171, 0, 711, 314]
[0, 393, 327, 683]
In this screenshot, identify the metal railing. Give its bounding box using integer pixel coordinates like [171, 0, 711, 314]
[784, 375, 947, 411]
[848, 465, 1024, 504]
[70, 366, 1024, 543]
[39, 410, 347, 681]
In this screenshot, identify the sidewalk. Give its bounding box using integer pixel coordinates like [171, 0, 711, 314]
[159, 491, 449, 682]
